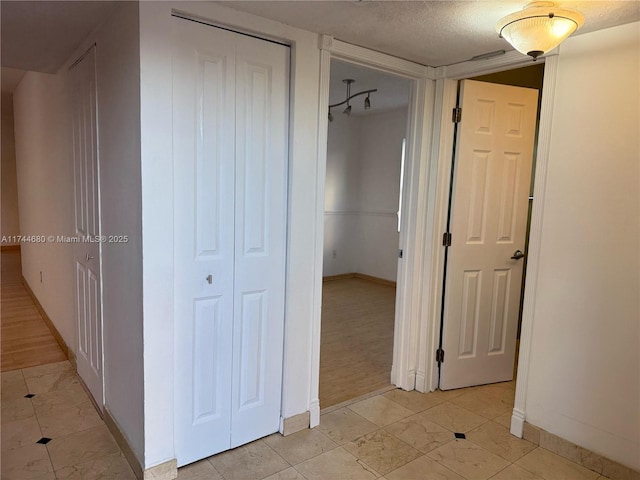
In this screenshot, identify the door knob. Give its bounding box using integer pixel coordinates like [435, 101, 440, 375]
[206, 274, 213, 284]
[511, 250, 525, 260]
[85, 253, 94, 261]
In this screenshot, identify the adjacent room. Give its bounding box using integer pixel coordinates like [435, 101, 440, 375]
[320, 59, 411, 408]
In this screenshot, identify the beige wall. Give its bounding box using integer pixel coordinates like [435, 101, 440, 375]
[1, 93, 21, 242]
[524, 21, 639, 470]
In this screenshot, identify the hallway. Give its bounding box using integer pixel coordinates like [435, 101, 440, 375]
[1, 249, 66, 372]
[1, 249, 135, 478]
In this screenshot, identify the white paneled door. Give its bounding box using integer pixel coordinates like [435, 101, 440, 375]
[173, 17, 289, 466]
[71, 46, 104, 408]
[440, 80, 538, 390]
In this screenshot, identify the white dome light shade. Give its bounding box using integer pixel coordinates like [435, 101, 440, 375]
[496, 2, 584, 59]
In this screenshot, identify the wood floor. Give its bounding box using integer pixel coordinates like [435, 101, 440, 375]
[1, 249, 66, 372]
[320, 277, 395, 408]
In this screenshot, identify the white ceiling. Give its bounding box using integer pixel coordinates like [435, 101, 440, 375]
[221, 1, 640, 67]
[330, 59, 410, 116]
[1, 1, 118, 73]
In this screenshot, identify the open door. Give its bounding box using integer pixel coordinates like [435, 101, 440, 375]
[440, 79, 538, 390]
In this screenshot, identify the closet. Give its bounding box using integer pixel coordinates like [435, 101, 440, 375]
[172, 16, 289, 466]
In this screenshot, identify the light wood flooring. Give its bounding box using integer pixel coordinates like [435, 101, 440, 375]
[320, 277, 395, 408]
[1, 249, 66, 372]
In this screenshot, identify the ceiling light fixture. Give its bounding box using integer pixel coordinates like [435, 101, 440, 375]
[328, 79, 377, 122]
[496, 1, 584, 60]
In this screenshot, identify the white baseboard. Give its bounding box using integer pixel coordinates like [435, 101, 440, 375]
[510, 407, 526, 438]
[309, 400, 320, 428]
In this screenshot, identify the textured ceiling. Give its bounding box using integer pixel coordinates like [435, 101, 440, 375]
[330, 59, 410, 116]
[1, 1, 638, 75]
[221, 1, 640, 66]
[1, 1, 118, 73]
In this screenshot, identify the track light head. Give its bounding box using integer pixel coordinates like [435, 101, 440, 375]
[343, 104, 352, 116]
[364, 94, 371, 110]
[328, 110, 333, 122]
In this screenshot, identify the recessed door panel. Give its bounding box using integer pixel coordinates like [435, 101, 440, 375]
[488, 269, 511, 354]
[192, 297, 223, 423]
[465, 150, 490, 244]
[196, 55, 228, 259]
[459, 271, 481, 358]
[238, 290, 268, 409]
[496, 153, 520, 243]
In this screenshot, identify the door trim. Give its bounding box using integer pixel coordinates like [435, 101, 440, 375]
[425, 54, 560, 438]
[311, 35, 436, 426]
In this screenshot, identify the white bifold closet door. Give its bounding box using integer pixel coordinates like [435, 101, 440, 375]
[173, 16, 289, 466]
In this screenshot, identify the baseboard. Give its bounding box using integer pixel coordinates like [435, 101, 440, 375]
[414, 371, 427, 392]
[1, 244, 21, 251]
[322, 273, 357, 282]
[21, 276, 71, 361]
[354, 273, 396, 287]
[280, 411, 310, 436]
[322, 272, 397, 287]
[309, 401, 320, 428]
[143, 459, 177, 480]
[509, 407, 526, 438]
[522, 421, 640, 479]
[104, 408, 144, 479]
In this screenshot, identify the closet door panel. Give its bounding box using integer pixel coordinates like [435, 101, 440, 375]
[231, 34, 289, 448]
[173, 18, 237, 466]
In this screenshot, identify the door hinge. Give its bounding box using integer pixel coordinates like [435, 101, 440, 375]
[436, 348, 445, 363]
[452, 107, 462, 123]
[398, 249, 404, 259]
[442, 232, 452, 247]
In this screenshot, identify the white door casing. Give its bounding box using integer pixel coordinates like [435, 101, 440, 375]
[173, 17, 289, 466]
[440, 80, 538, 390]
[71, 46, 104, 407]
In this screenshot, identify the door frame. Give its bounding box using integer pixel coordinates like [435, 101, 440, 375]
[311, 36, 436, 425]
[422, 50, 560, 438]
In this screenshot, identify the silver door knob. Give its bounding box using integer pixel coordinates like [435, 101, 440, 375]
[511, 250, 525, 260]
[206, 274, 213, 284]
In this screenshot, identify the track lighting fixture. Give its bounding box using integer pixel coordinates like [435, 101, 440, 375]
[328, 78, 377, 122]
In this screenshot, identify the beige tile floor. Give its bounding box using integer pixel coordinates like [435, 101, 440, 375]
[2, 363, 610, 480]
[0, 360, 135, 479]
[178, 381, 610, 480]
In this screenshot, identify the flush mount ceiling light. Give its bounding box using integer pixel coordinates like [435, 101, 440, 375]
[496, 1, 584, 60]
[328, 79, 377, 122]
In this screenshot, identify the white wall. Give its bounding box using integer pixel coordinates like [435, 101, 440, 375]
[94, 2, 144, 464]
[13, 2, 144, 463]
[139, 2, 321, 468]
[13, 71, 76, 346]
[323, 108, 407, 281]
[524, 22, 639, 470]
[1, 94, 21, 242]
[357, 109, 406, 281]
[323, 113, 360, 276]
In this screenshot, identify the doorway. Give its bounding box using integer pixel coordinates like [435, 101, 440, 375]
[438, 64, 545, 391]
[320, 60, 411, 408]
